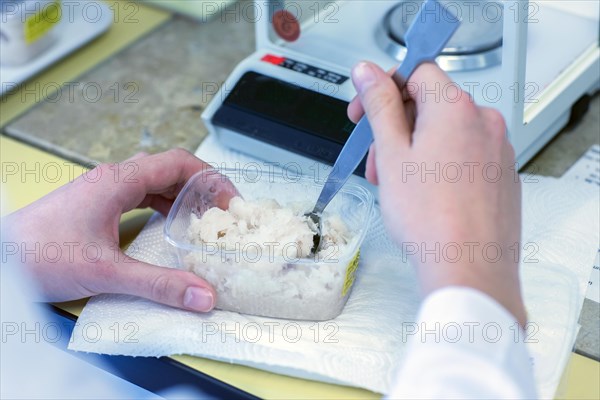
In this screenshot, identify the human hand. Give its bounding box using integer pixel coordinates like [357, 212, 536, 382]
[3, 149, 236, 312]
[348, 62, 525, 325]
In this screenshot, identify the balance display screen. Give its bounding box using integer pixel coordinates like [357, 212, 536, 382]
[212, 71, 365, 175]
[221, 71, 355, 144]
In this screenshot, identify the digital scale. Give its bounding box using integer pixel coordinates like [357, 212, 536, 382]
[202, 0, 600, 181]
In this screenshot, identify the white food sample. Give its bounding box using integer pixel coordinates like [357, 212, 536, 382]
[189, 197, 316, 258]
[183, 197, 359, 320]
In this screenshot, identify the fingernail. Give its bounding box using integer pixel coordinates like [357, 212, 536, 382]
[352, 62, 377, 93]
[183, 287, 214, 312]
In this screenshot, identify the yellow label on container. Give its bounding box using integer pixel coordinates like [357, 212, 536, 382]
[24, 1, 61, 44]
[342, 250, 360, 297]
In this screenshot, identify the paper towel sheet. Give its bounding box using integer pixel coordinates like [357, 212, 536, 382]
[69, 135, 600, 397]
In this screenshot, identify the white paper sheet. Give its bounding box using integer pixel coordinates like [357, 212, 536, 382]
[561, 144, 600, 303]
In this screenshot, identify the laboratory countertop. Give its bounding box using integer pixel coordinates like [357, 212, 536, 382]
[3, 13, 255, 165]
[1, 1, 599, 398]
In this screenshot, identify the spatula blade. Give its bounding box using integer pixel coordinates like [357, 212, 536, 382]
[404, 0, 461, 61]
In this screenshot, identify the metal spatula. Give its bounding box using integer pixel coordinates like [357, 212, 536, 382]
[308, 0, 460, 253]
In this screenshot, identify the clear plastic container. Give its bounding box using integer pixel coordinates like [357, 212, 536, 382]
[164, 168, 374, 320]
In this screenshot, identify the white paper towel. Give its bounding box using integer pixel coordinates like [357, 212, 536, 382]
[69, 135, 599, 397]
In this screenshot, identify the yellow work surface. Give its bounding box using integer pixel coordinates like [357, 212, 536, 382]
[2, 134, 599, 399]
[141, 0, 236, 20]
[0, 1, 171, 128]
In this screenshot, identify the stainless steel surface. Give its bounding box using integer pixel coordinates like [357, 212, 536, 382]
[308, 0, 460, 252]
[376, 0, 503, 71]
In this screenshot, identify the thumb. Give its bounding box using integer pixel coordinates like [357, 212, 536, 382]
[108, 256, 216, 312]
[351, 62, 412, 162]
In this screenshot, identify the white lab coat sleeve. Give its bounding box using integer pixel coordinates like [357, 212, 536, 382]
[388, 287, 537, 399]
